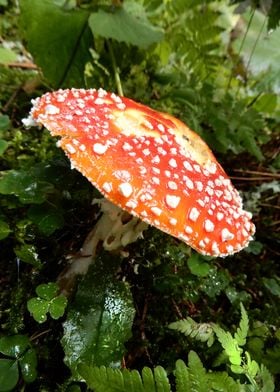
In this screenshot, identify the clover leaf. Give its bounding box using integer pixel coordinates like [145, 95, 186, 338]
[27, 282, 67, 323]
[0, 335, 37, 391]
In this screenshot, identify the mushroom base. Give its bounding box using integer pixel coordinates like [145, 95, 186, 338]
[57, 198, 148, 293]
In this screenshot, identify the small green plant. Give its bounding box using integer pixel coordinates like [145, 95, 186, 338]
[0, 335, 37, 391]
[27, 282, 67, 323]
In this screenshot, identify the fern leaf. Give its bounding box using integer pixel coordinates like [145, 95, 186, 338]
[78, 365, 125, 391]
[207, 371, 241, 392]
[258, 364, 275, 392]
[169, 318, 215, 347]
[174, 359, 191, 392]
[188, 351, 209, 392]
[142, 367, 156, 392]
[123, 368, 144, 392]
[154, 366, 171, 392]
[234, 303, 249, 347]
[213, 326, 242, 366]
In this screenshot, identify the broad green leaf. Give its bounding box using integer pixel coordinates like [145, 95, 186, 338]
[19, 348, 38, 383]
[253, 93, 278, 114]
[62, 254, 135, 378]
[0, 47, 17, 65]
[36, 282, 58, 301]
[0, 220, 10, 240]
[49, 295, 68, 319]
[0, 139, 9, 155]
[188, 254, 210, 277]
[234, 10, 280, 92]
[0, 335, 29, 357]
[88, 2, 163, 48]
[0, 115, 10, 132]
[27, 297, 49, 323]
[0, 359, 19, 392]
[263, 278, 280, 296]
[28, 204, 64, 235]
[14, 244, 42, 268]
[19, 0, 92, 88]
[0, 170, 54, 204]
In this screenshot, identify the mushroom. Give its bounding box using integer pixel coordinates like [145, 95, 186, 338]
[23, 88, 255, 278]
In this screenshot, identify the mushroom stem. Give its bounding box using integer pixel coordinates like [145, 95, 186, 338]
[57, 198, 148, 294]
[107, 39, 124, 96]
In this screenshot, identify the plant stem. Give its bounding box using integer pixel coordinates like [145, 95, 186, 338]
[108, 39, 124, 96]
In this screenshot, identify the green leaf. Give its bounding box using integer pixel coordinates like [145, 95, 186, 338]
[0, 335, 29, 357]
[0, 115, 10, 132]
[188, 351, 209, 392]
[258, 364, 275, 392]
[169, 318, 215, 347]
[62, 254, 135, 378]
[0, 220, 10, 240]
[253, 94, 278, 114]
[78, 364, 170, 392]
[212, 326, 242, 366]
[27, 297, 49, 323]
[0, 359, 19, 392]
[19, 348, 37, 383]
[88, 2, 163, 48]
[263, 278, 280, 296]
[234, 10, 280, 92]
[0, 139, 9, 156]
[174, 360, 190, 392]
[0, 170, 54, 204]
[0, 47, 17, 65]
[28, 204, 64, 235]
[49, 295, 68, 319]
[187, 254, 211, 277]
[36, 282, 58, 300]
[14, 244, 42, 268]
[19, 0, 92, 88]
[234, 303, 249, 347]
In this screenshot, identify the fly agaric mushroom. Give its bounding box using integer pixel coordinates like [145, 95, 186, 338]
[23, 88, 255, 270]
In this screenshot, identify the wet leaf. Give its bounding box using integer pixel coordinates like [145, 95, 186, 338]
[27, 298, 49, 323]
[188, 253, 211, 277]
[36, 282, 58, 300]
[19, 0, 92, 88]
[14, 244, 42, 268]
[0, 170, 54, 204]
[89, 2, 163, 48]
[0, 335, 29, 357]
[49, 295, 68, 320]
[28, 204, 64, 235]
[19, 348, 37, 383]
[0, 359, 19, 392]
[62, 253, 135, 378]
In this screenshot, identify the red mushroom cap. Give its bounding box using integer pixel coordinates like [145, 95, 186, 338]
[24, 88, 255, 257]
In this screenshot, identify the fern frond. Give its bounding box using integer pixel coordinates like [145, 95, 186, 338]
[174, 359, 190, 392]
[154, 366, 171, 392]
[188, 351, 209, 392]
[78, 364, 171, 392]
[258, 364, 275, 392]
[169, 317, 215, 347]
[212, 326, 242, 366]
[207, 371, 241, 392]
[234, 303, 249, 347]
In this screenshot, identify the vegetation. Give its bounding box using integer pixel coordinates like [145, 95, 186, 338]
[0, 0, 279, 391]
